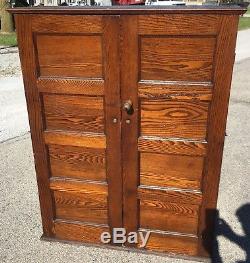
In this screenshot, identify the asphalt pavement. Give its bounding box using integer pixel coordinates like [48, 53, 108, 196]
[0, 29, 249, 263]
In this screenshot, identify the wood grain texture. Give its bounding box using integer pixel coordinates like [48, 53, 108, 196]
[44, 131, 106, 148]
[49, 145, 106, 181]
[53, 220, 109, 244]
[140, 199, 199, 235]
[138, 81, 212, 101]
[32, 14, 102, 33]
[198, 15, 240, 257]
[36, 34, 102, 78]
[140, 153, 204, 190]
[140, 99, 209, 140]
[138, 137, 207, 156]
[103, 16, 123, 232]
[14, 15, 54, 237]
[120, 16, 139, 237]
[50, 178, 108, 195]
[13, 9, 243, 260]
[138, 186, 202, 205]
[37, 78, 104, 96]
[53, 189, 108, 224]
[139, 229, 198, 256]
[140, 36, 215, 82]
[43, 94, 104, 133]
[138, 14, 219, 35]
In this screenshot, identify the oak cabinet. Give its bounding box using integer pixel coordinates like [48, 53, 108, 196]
[10, 6, 245, 260]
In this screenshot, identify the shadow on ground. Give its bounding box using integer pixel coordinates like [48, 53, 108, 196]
[204, 203, 250, 263]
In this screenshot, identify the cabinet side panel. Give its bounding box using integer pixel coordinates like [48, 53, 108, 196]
[198, 15, 239, 257]
[14, 14, 54, 237]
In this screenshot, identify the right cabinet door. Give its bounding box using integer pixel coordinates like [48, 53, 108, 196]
[120, 14, 239, 257]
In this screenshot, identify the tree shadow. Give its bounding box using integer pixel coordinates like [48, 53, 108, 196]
[205, 203, 250, 263]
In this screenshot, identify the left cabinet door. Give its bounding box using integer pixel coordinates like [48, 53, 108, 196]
[15, 14, 122, 244]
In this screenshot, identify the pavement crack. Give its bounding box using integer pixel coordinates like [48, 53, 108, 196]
[230, 99, 250, 106]
[0, 132, 30, 145]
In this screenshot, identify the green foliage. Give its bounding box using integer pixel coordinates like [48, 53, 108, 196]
[239, 17, 250, 30]
[0, 33, 17, 46]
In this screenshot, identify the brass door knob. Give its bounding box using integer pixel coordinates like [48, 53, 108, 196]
[123, 100, 133, 115]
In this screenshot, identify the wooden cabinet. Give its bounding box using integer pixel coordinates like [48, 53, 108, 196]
[11, 6, 245, 260]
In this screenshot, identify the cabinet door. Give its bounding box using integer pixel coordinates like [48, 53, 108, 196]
[16, 14, 122, 243]
[120, 15, 238, 257]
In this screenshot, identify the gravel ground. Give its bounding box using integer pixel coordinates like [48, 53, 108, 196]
[0, 47, 21, 77]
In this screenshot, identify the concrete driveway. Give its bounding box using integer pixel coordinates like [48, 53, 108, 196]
[0, 30, 250, 263]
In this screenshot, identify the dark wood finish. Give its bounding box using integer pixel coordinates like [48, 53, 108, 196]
[120, 15, 139, 237]
[103, 15, 123, 233]
[9, 6, 246, 15]
[12, 7, 245, 260]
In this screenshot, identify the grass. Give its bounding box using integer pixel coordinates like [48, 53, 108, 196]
[239, 17, 250, 30]
[0, 33, 17, 47]
[246, 8, 250, 15]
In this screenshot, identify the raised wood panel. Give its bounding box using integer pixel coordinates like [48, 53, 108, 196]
[37, 78, 104, 96]
[138, 15, 219, 35]
[43, 94, 104, 133]
[50, 178, 108, 196]
[139, 229, 198, 256]
[49, 145, 106, 181]
[138, 186, 202, 205]
[32, 15, 102, 33]
[138, 81, 212, 101]
[44, 131, 106, 148]
[140, 36, 215, 82]
[36, 34, 102, 78]
[140, 153, 204, 190]
[53, 190, 107, 224]
[138, 138, 207, 156]
[140, 100, 209, 140]
[140, 199, 199, 235]
[53, 220, 109, 244]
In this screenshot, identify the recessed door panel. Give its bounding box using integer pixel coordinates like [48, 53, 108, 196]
[140, 37, 216, 82]
[36, 34, 103, 78]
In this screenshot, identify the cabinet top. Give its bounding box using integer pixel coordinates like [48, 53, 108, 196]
[8, 5, 246, 15]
